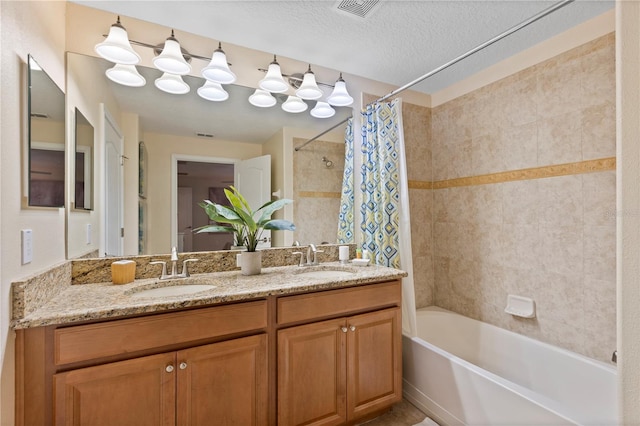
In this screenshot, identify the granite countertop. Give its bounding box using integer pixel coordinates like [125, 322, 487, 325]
[12, 262, 407, 329]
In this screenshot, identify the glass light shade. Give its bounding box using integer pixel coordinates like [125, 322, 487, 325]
[259, 62, 289, 93]
[310, 101, 335, 118]
[282, 96, 308, 113]
[153, 37, 191, 75]
[95, 22, 140, 65]
[197, 81, 229, 102]
[296, 70, 323, 100]
[201, 47, 236, 84]
[248, 89, 276, 108]
[327, 79, 353, 107]
[105, 64, 146, 87]
[154, 73, 190, 94]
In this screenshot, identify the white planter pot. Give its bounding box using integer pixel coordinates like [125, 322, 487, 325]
[240, 251, 262, 276]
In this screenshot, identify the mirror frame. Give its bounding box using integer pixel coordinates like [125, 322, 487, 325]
[73, 107, 94, 210]
[26, 54, 66, 208]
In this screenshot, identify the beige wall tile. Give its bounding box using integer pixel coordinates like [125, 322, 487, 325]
[539, 224, 584, 276]
[583, 171, 616, 226]
[584, 224, 616, 282]
[502, 224, 541, 271]
[501, 122, 538, 171]
[538, 175, 584, 226]
[503, 180, 540, 225]
[537, 110, 583, 166]
[582, 103, 616, 160]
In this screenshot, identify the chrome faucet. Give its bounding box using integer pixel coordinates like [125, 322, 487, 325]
[150, 247, 198, 280]
[291, 244, 325, 267]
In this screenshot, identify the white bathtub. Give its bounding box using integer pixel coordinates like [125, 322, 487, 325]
[403, 307, 617, 425]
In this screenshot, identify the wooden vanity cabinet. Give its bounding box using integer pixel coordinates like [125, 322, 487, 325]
[17, 300, 268, 426]
[53, 334, 267, 426]
[276, 281, 402, 426]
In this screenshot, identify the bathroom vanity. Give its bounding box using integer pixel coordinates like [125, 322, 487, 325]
[13, 260, 405, 426]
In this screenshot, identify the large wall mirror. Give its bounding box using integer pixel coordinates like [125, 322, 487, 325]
[66, 51, 352, 256]
[27, 54, 66, 208]
[73, 108, 94, 210]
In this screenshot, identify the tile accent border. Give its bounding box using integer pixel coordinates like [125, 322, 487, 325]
[408, 157, 616, 190]
[298, 191, 341, 198]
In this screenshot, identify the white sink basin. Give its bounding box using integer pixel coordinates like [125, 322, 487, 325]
[297, 270, 355, 280]
[131, 284, 216, 298]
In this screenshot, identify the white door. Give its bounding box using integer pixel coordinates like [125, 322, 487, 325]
[236, 155, 272, 249]
[177, 187, 193, 252]
[104, 113, 123, 256]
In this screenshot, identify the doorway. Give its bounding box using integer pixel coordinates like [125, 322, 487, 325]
[177, 160, 235, 252]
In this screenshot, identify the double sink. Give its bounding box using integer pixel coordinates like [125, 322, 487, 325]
[130, 266, 358, 299]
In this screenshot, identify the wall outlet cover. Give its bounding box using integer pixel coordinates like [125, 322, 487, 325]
[21, 229, 33, 264]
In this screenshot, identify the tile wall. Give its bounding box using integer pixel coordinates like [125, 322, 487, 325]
[292, 138, 345, 246]
[430, 33, 616, 362]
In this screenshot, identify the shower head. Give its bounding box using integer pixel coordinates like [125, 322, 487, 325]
[322, 156, 334, 168]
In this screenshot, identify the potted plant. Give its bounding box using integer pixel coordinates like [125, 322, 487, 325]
[196, 186, 295, 275]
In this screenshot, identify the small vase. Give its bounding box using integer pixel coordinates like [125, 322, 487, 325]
[240, 251, 262, 276]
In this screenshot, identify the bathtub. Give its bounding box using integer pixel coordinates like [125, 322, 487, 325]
[403, 307, 617, 425]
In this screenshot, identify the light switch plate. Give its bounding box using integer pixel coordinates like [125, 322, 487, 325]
[21, 229, 33, 264]
[86, 224, 92, 245]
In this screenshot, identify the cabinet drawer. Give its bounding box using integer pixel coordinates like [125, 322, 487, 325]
[277, 280, 401, 325]
[55, 300, 267, 366]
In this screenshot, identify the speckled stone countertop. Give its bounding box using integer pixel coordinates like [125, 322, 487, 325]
[12, 262, 407, 329]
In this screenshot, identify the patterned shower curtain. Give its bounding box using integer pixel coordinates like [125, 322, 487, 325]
[337, 117, 354, 244]
[360, 98, 417, 336]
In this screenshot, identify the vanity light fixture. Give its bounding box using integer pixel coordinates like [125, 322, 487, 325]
[281, 96, 308, 113]
[105, 64, 146, 87]
[94, 16, 141, 65]
[154, 72, 190, 94]
[259, 55, 289, 93]
[197, 81, 229, 101]
[201, 42, 236, 84]
[296, 65, 324, 100]
[327, 73, 354, 106]
[248, 89, 277, 108]
[153, 30, 192, 75]
[310, 101, 336, 118]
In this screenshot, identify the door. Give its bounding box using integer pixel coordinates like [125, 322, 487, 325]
[278, 318, 347, 426]
[346, 307, 402, 421]
[177, 187, 193, 252]
[236, 155, 272, 249]
[53, 352, 176, 426]
[104, 112, 123, 256]
[177, 334, 268, 426]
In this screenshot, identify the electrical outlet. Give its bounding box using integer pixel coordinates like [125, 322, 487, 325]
[86, 224, 92, 245]
[21, 229, 33, 264]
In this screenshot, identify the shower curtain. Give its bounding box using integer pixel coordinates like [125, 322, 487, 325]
[360, 99, 417, 337]
[337, 117, 355, 244]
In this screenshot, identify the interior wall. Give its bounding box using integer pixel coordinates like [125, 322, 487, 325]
[66, 51, 122, 259]
[0, 1, 68, 424]
[431, 33, 616, 363]
[142, 132, 262, 254]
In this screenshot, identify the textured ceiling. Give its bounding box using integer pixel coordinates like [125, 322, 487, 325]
[73, 0, 614, 94]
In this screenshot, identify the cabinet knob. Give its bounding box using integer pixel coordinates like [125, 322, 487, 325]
[341, 326, 348, 333]
[165, 365, 174, 373]
[179, 362, 188, 370]
[349, 325, 356, 332]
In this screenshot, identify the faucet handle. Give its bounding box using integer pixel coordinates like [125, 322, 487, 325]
[181, 259, 198, 277]
[150, 261, 168, 278]
[291, 251, 304, 267]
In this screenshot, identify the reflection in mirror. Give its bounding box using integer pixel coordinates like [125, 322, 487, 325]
[74, 108, 94, 210]
[28, 54, 66, 208]
[66, 52, 351, 256]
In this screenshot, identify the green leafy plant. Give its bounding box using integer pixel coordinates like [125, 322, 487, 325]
[196, 186, 295, 252]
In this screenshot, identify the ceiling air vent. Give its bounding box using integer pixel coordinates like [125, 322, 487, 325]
[334, 0, 381, 19]
[195, 132, 214, 138]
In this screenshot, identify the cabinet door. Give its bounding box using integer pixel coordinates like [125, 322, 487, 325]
[177, 334, 268, 426]
[278, 318, 347, 426]
[346, 307, 402, 421]
[54, 352, 176, 426]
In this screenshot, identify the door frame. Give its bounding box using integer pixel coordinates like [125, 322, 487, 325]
[170, 154, 238, 250]
[101, 105, 124, 256]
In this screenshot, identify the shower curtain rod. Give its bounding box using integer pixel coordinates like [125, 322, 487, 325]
[294, 115, 353, 151]
[294, 0, 574, 151]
